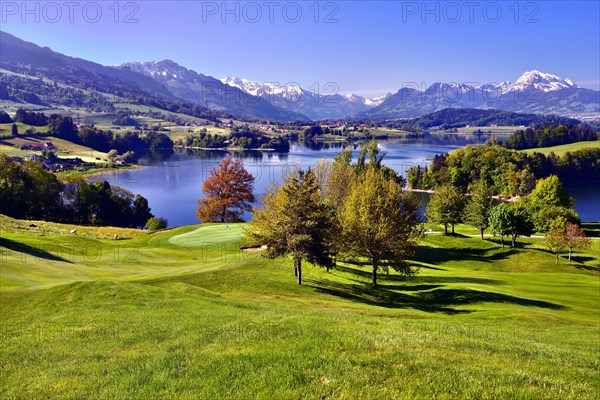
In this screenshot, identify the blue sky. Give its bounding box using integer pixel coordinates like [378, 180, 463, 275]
[2, 1, 599, 96]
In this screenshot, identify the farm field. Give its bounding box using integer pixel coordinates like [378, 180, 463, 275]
[0, 134, 108, 163]
[1, 215, 598, 399]
[521, 140, 600, 156]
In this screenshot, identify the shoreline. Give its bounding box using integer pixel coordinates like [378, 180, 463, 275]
[175, 145, 278, 151]
[405, 187, 520, 202]
[79, 165, 144, 181]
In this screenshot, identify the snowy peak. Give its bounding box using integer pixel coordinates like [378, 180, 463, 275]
[121, 60, 200, 80]
[363, 93, 392, 106]
[220, 77, 304, 100]
[221, 77, 388, 107]
[427, 82, 474, 94]
[501, 70, 576, 94]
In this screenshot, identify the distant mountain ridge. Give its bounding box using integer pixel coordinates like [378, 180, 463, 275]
[364, 70, 599, 119]
[0, 32, 597, 121]
[220, 77, 391, 120]
[120, 61, 308, 121]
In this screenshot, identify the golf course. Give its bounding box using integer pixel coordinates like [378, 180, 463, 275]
[1, 215, 598, 399]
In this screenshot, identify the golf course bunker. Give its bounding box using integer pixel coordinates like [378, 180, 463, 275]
[169, 224, 245, 248]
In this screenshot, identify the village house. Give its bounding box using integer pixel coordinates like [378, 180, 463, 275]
[24, 154, 43, 161]
[20, 141, 55, 151]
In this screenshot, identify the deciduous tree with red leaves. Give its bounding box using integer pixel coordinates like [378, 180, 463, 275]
[197, 157, 255, 223]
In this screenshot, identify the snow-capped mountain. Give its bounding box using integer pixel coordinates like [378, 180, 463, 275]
[220, 77, 305, 101]
[345, 92, 392, 107]
[364, 93, 392, 107]
[220, 77, 391, 119]
[500, 70, 576, 94]
[364, 70, 598, 118]
[120, 61, 307, 121]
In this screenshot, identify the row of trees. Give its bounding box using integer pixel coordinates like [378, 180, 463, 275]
[0, 155, 160, 228]
[176, 127, 290, 152]
[78, 125, 173, 155]
[504, 123, 598, 150]
[198, 142, 423, 287]
[425, 175, 590, 260]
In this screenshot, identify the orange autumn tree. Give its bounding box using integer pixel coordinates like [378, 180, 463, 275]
[197, 157, 256, 223]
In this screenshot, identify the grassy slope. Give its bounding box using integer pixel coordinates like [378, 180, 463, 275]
[521, 140, 600, 156]
[0, 134, 108, 162]
[0, 216, 599, 399]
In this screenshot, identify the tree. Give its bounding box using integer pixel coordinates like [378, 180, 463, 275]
[133, 194, 153, 228]
[0, 111, 13, 124]
[489, 203, 512, 249]
[11, 123, 18, 136]
[197, 157, 255, 223]
[48, 114, 77, 142]
[145, 217, 168, 231]
[339, 167, 422, 288]
[545, 218, 568, 265]
[465, 180, 494, 239]
[507, 201, 534, 247]
[489, 202, 534, 248]
[425, 185, 465, 235]
[324, 148, 355, 206]
[106, 149, 119, 160]
[565, 223, 591, 261]
[246, 169, 334, 285]
[529, 175, 573, 207]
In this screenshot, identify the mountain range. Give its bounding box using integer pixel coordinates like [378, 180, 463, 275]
[363, 71, 599, 118]
[119, 60, 307, 121]
[0, 31, 598, 121]
[219, 77, 390, 120]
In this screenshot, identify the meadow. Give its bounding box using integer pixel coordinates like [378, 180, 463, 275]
[1, 215, 598, 399]
[521, 140, 600, 156]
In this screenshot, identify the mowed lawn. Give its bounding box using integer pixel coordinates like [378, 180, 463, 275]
[0, 216, 599, 399]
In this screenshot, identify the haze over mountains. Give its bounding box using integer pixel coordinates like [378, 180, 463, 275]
[0, 31, 598, 121]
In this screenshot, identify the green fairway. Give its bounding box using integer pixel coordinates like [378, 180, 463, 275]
[1, 215, 599, 399]
[521, 140, 600, 156]
[169, 224, 245, 248]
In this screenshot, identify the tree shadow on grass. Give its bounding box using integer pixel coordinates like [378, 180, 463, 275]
[567, 255, 597, 264]
[415, 245, 492, 264]
[334, 265, 504, 286]
[574, 264, 600, 272]
[310, 280, 565, 314]
[0, 237, 73, 263]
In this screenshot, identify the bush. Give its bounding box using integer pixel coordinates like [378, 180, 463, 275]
[145, 217, 168, 231]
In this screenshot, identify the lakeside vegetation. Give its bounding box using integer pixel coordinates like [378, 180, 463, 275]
[407, 141, 600, 194]
[0, 155, 157, 228]
[504, 123, 598, 150]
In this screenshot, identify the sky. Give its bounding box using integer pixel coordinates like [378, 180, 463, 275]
[1, 0, 599, 96]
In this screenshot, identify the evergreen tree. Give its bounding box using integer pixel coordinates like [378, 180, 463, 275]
[246, 169, 334, 285]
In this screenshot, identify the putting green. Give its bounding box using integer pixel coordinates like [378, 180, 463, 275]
[168, 224, 245, 247]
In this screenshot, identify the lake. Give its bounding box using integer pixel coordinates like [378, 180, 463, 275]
[92, 136, 600, 226]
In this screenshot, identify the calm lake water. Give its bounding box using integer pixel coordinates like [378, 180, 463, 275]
[93, 136, 600, 226]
